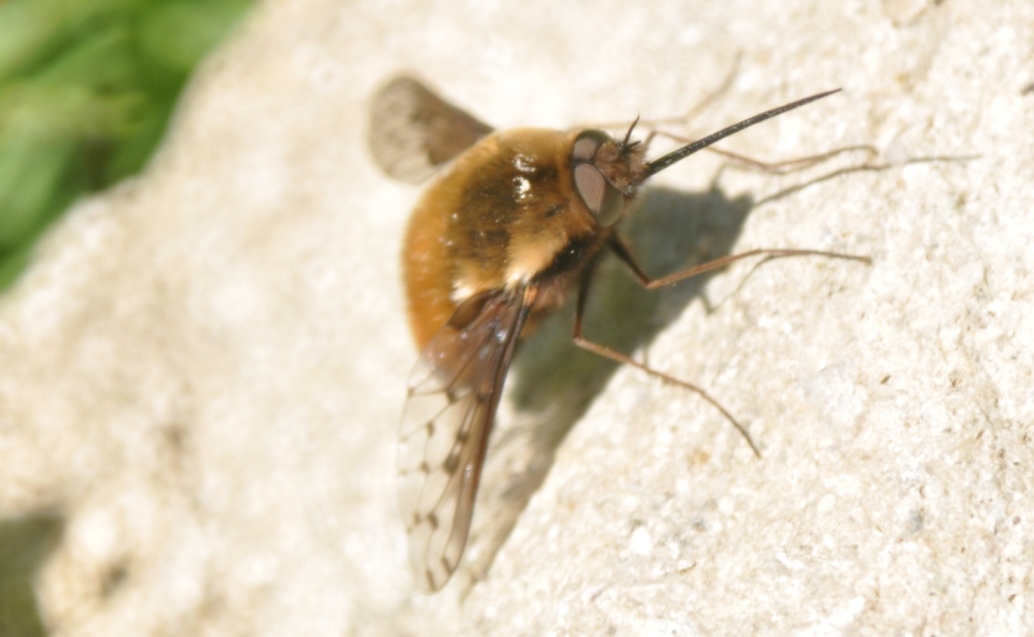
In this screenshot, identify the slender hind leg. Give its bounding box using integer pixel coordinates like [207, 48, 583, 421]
[571, 233, 870, 456]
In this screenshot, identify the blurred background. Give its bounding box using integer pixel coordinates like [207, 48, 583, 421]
[0, 0, 253, 291]
[0, 2, 252, 634]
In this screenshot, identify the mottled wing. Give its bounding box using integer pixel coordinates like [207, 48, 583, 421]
[398, 291, 530, 592]
[368, 75, 494, 184]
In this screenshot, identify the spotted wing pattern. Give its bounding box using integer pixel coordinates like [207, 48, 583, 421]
[397, 290, 530, 592]
[368, 75, 494, 184]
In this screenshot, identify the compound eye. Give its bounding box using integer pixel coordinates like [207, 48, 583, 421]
[571, 130, 624, 226]
[571, 129, 610, 162]
[574, 163, 624, 226]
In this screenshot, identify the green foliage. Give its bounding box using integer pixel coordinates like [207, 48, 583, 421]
[0, 515, 63, 637]
[0, 0, 253, 291]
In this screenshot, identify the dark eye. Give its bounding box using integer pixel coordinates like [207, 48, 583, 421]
[572, 129, 609, 161]
[571, 130, 624, 227]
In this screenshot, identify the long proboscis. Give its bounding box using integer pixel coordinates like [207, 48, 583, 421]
[644, 89, 842, 177]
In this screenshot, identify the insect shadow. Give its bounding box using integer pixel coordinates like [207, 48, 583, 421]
[452, 145, 969, 594]
[459, 182, 755, 591]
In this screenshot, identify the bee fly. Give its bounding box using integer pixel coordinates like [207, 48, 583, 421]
[368, 75, 866, 592]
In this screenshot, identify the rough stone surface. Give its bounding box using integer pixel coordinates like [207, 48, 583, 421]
[1, 0, 1031, 635]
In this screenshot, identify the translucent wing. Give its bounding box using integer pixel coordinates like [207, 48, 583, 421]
[397, 290, 530, 592]
[368, 75, 495, 184]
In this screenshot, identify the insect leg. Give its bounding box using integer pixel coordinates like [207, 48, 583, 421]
[648, 127, 880, 175]
[606, 233, 870, 291]
[709, 143, 879, 174]
[577, 52, 741, 132]
[571, 250, 762, 457]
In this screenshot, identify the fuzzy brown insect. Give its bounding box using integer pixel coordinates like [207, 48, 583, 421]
[368, 75, 855, 593]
